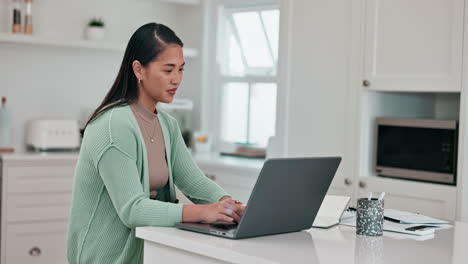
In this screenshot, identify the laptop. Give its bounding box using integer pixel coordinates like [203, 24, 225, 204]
[176, 157, 341, 239]
[312, 195, 350, 228]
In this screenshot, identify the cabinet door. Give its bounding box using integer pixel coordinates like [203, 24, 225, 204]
[5, 165, 74, 194]
[357, 176, 457, 220]
[5, 221, 68, 264]
[326, 169, 355, 200]
[363, 0, 463, 92]
[6, 193, 72, 222]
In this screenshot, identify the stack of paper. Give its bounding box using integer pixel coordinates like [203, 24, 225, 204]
[384, 209, 449, 225]
[340, 209, 452, 236]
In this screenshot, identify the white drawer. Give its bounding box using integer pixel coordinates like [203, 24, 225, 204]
[6, 165, 74, 194]
[6, 193, 72, 222]
[6, 221, 68, 264]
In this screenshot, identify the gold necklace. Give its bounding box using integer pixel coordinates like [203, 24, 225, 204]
[136, 110, 157, 143]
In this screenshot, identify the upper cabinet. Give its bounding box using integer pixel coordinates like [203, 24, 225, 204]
[362, 0, 464, 92]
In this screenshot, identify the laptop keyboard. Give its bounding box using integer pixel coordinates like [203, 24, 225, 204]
[210, 222, 238, 230]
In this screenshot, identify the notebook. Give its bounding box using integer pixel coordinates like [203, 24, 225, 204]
[312, 195, 351, 228]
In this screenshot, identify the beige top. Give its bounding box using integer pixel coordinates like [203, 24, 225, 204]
[130, 103, 169, 199]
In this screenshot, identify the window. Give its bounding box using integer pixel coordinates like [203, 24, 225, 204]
[214, 1, 280, 147]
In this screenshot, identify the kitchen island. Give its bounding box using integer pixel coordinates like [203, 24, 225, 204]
[136, 222, 468, 264]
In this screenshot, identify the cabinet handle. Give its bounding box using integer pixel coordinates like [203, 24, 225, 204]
[29, 247, 41, 256]
[362, 80, 371, 87]
[344, 178, 352, 186]
[358, 180, 366, 189]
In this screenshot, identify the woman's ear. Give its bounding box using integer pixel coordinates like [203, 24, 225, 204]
[132, 60, 144, 81]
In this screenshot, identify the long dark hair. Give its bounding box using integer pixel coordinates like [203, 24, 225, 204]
[81, 22, 183, 136]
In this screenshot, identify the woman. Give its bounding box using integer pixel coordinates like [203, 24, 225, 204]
[67, 23, 245, 264]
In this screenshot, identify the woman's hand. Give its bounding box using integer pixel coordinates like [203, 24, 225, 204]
[182, 198, 246, 224]
[201, 199, 246, 223]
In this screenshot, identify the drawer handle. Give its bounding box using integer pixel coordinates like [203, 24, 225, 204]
[358, 180, 366, 189]
[344, 178, 352, 186]
[29, 247, 41, 257]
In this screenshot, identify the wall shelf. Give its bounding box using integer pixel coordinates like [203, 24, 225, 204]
[0, 32, 199, 58]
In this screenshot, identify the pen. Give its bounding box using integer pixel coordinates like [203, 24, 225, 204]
[378, 192, 386, 201]
[368, 192, 373, 200]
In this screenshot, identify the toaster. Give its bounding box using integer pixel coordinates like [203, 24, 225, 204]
[26, 119, 80, 151]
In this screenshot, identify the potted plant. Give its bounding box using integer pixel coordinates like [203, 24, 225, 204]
[85, 18, 105, 40]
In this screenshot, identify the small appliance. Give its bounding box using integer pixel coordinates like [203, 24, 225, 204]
[26, 119, 80, 151]
[375, 117, 458, 185]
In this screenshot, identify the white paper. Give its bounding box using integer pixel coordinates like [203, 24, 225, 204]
[384, 209, 449, 224]
[340, 210, 452, 236]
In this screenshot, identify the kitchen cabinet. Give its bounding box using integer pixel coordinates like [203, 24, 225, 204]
[357, 176, 457, 220]
[346, 0, 463, 220]
[0, 153, 78, 264]
[362, 0, 464, 92]
[276, 0, 466, 221]
[274, 0, 356, 205]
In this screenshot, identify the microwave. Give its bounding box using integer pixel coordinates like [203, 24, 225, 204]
[375, 117, 458, 185]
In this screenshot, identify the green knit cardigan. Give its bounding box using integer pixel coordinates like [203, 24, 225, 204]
[66, 105, 228, 264]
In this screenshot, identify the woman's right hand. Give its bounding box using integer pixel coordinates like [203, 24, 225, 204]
[201, 199, 244, 223]
[182, 199, 246, 224]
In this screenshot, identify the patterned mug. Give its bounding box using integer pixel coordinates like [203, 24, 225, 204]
[356, 198, 384, 236]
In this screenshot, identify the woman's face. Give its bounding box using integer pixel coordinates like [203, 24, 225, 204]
[137, 44, 185, 105]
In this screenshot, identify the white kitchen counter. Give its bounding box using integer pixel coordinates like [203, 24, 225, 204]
[136, 223, 468, 264]
[0, 151, 79, 162]
[0, 151, 259, 165]
[193, 152, 264, 173]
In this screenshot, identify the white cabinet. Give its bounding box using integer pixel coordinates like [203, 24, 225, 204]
[346, 0, 463, 220]
[362, 0, 464, 92]
[0, 153, 77, 264]
[6, 222, 68, 264]
[357, 176, 457, 220]
[275, 0, 355, 202]
[350, 93, 460, 220]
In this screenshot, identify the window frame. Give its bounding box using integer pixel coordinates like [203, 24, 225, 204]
[201, 0, 280, 151]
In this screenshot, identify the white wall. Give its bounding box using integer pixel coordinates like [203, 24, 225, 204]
[0, 0, 204, 150]
[276, 0, 352, 186]
[171, 4, 204, 132]
[284, 0, 351, 157]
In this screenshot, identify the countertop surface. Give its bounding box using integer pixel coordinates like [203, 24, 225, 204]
[0, 151, 80, 161]
[136, 222, 468, 264]
[193, 152, 265, 171]
[0, 151, 264, 170]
